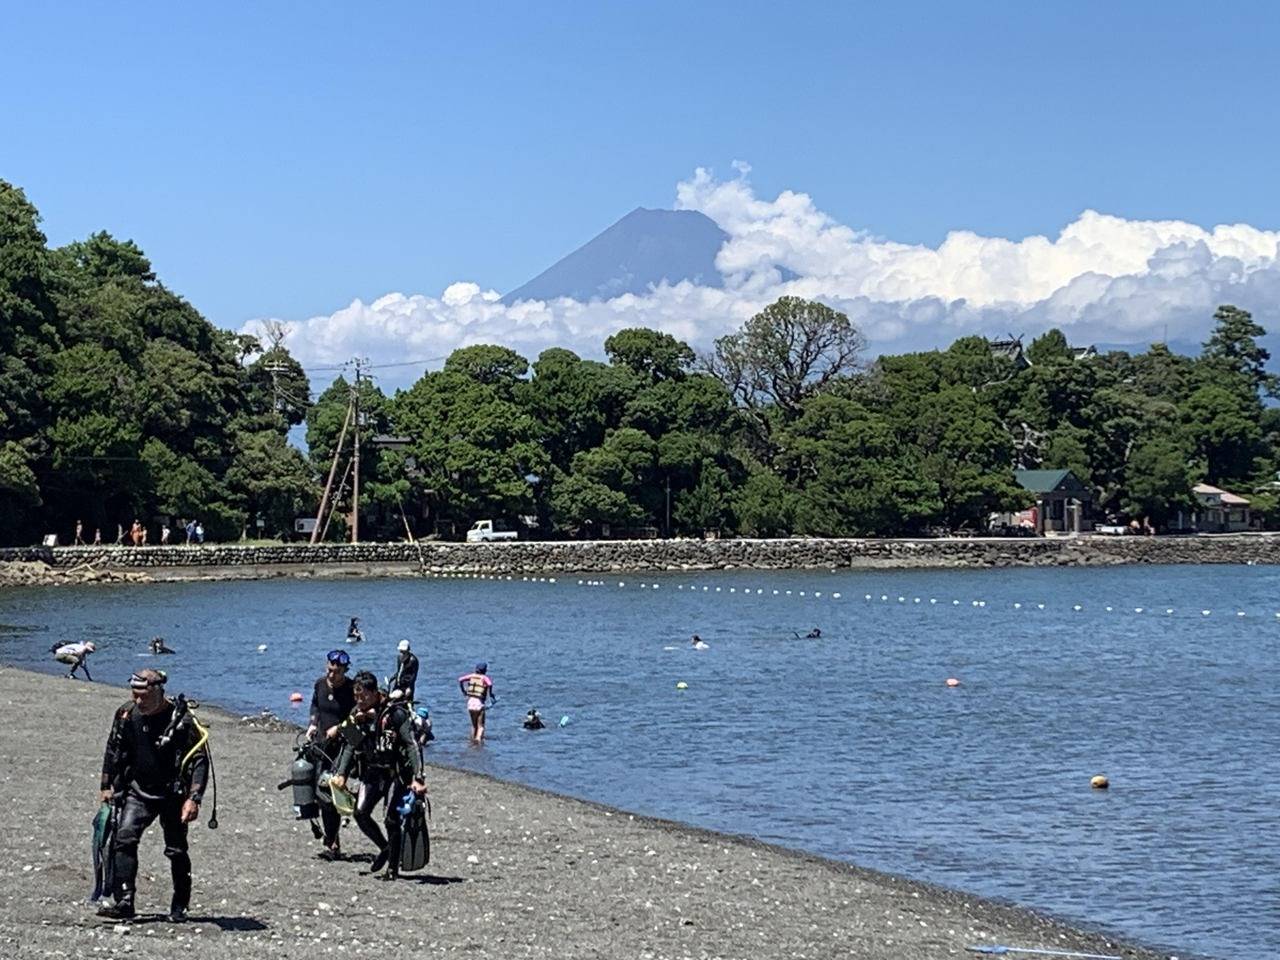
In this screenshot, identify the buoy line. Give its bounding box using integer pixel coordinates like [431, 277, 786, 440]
[421, 571, 1279, 620]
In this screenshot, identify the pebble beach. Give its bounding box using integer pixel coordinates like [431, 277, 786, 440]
[0, 664, 1174, 960]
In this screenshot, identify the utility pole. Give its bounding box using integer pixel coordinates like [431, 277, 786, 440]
[312, 397, 353, 544]
[350, 359, 364, 544]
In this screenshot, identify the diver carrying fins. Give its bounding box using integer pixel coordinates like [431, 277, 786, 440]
[95, 668, 219, 921]
[327, 671, 429, 879]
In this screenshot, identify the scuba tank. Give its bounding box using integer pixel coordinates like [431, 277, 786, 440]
[277, 736, 320, 820]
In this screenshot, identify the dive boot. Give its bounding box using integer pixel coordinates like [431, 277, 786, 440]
[97, 899, 136, 921]
[369, 847, 389, 874]
[168, 904, 188, 923]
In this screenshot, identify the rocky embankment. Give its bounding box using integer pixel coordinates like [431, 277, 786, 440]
[0, 534, 1275, 586]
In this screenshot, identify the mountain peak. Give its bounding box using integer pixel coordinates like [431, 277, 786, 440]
[502, 208, 727, 305]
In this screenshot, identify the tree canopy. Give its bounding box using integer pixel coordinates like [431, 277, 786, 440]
[2, 176, 1275, 544]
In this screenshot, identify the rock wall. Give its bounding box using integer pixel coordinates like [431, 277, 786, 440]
[0, 534, 1276, 578]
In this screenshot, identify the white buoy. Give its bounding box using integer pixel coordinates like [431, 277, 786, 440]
[952, 600, 960, 605]
[898, 596, 905, 603]
[978, 601, 986, 607]
[729, 587, 736, 593]
[881, 595, 888, 601]
[1013, 603, 1022, 609]
[1165, 608, 1173, 614]
[865, 594, 872, 600]
[930, 598, 937, 604]
[1237, 611, 1246, 617]
[1105, 606, 1113, 612]
[1036, 603, 1044, 610]
[1202, 610, 1211, 616]
[1134, 607, 1144, 613]
[833, 592, 841, 599]
[257, 644, 268, 652]
[1073, 604, 1082, 611]
[912, 597, 920, 603]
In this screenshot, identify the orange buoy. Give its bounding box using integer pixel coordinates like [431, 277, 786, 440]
[945, 677, 960, 687]
[289, 691, 303, 703]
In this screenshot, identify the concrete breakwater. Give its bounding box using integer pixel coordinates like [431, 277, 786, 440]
[0, 533, 1275, 583]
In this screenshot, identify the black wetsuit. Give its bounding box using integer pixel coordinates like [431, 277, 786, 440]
[100, 700, 209, 911]
[391, 652, 419, 702]
[334, 701, 423, 876]
[309, 676, 355, 847]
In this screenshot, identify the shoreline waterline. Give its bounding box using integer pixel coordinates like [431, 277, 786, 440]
[0, 663, 1182, 959]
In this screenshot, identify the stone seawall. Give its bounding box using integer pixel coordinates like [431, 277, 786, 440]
[0, 533, 1276, 579]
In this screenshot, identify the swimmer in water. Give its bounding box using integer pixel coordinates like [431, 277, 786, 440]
[690, 634, 709, 650]
[149, 636, 175, 655]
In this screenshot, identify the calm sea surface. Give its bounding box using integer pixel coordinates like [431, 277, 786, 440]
[2, 564, 1276, 959]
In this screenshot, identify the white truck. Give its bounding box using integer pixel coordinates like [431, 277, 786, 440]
[466, 520, 517, 543]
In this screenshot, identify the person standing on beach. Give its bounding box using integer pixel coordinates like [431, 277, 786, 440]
[74, 519, 85, 545]
[328, 671, 427, 880]
[97, 668, 209, 922]
[92, 527, 102, 545]
[458, 662, 496, 743]
[52, 640, 95, 680]
[391, 640, 418, 703]
[306, 649, 354, 860]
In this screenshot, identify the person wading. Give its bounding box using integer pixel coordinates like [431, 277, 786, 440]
[391, 640, 419, 703]
[458, 662, 496, 743]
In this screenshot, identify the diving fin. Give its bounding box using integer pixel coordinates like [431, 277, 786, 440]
[90, 802, 116, 902]
[398, 801, 429, 872]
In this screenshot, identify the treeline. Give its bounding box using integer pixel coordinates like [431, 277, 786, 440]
[4, 179, 1278, 545]
[0, 181, 313, 544]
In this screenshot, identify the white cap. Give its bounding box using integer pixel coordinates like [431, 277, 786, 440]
[397, 639, 410, 652]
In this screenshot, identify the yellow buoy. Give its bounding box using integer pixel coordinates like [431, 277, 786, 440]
[1090, 775, 1109, 789]
[675, 681, 688, 690]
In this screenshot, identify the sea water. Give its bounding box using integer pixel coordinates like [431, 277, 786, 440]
[2, 564, 1276, 959]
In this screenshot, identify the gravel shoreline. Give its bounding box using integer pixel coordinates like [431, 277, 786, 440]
[0, 665, 1177, 960]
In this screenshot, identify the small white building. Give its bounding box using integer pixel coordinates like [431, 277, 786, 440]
[1178, 483, 1252, 533]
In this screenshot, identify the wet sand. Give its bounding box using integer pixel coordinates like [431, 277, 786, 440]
[0, 665, 1173, 959]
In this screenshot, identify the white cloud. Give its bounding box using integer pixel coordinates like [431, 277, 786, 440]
[246, 166, 1280, 388]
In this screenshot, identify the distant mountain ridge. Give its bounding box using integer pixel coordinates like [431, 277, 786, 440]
[502, 207, 727, 305]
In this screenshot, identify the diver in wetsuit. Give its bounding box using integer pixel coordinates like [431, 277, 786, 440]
[346, 617, 364, 643]
[391, 640, 418, 703]
[329, 671, 427, 879]
[307, 649, 355, 860]
[522, 708, 545, 730]
[97, 669, 209, 922]
[149, 637, 175, 655]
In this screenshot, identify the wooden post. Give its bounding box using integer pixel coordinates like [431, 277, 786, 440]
[311, 398, 353, 544]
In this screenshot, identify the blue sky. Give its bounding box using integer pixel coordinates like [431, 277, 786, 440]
[4, 2, 1280, 369]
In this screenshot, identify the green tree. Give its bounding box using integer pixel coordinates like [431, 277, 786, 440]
[709, 296, 866, 425]
[604, 327, 694, 382]
[1121, 437, 1197, 527]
